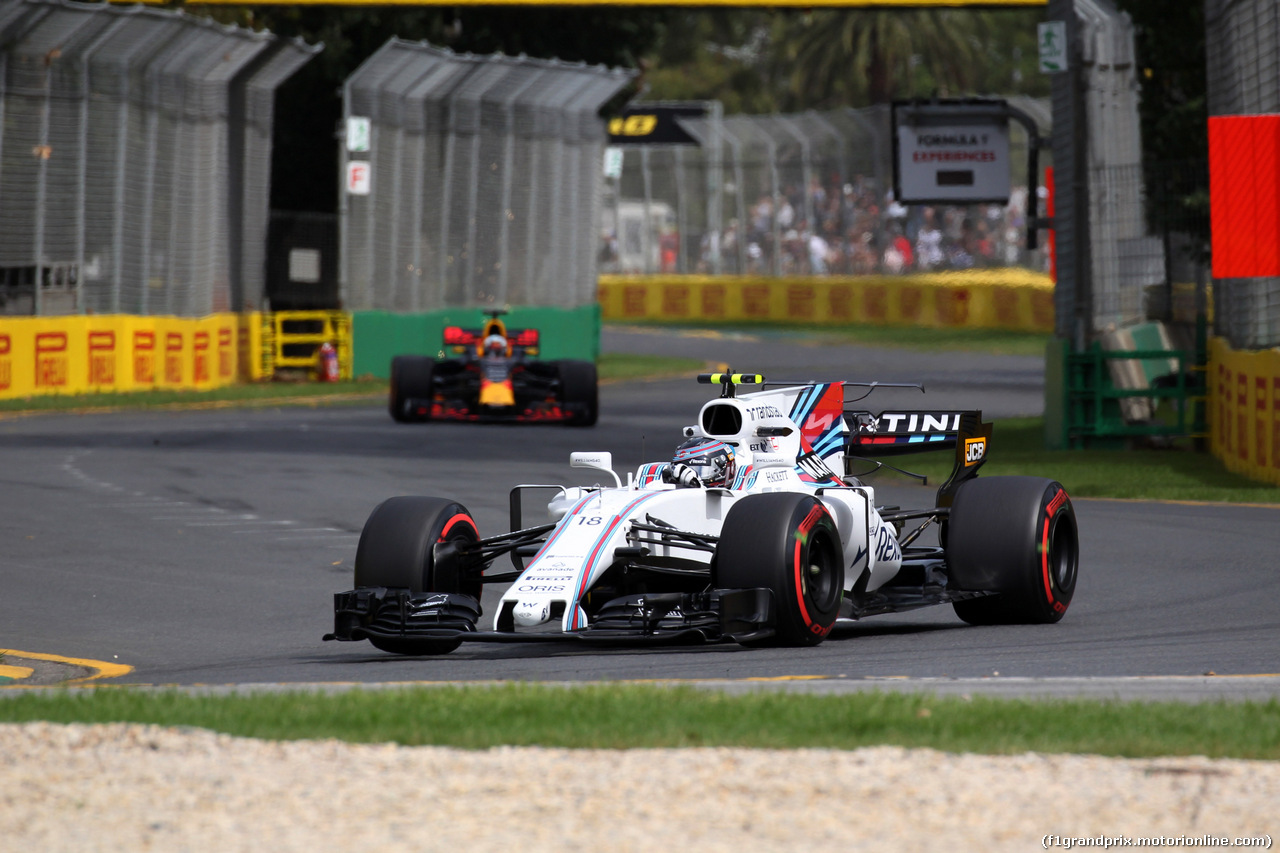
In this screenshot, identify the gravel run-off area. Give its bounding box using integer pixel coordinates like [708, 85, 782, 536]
[3, 722, 1278, 852]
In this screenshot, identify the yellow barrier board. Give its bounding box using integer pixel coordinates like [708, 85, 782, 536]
[598, 270, 1056, 332]
[1208, 337, 1280, 487]
[0, 314, 259, 401]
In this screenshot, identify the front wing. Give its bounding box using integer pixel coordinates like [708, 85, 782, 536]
[325, 586, 777, 646]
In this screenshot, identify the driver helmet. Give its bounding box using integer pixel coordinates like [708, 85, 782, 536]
[482, 333, 507, 357]
[669, 437, 735, 487]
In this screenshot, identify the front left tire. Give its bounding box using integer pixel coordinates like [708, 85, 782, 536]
[354, 496, 480, 654]
[715, 493, 844, 646]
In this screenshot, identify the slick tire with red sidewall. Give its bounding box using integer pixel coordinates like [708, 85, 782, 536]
[717, 493, 844, 646]
[389, 356, 434, 423]
[354, 496, 480, 654]
[947, 476, 1078, 625]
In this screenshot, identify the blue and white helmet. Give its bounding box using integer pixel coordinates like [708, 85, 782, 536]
[666, 437, 735, 487]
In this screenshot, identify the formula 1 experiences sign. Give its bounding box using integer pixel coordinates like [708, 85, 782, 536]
[892, 101, 1012, 204]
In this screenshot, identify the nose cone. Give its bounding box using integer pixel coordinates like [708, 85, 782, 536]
[513, 599, 552, 627]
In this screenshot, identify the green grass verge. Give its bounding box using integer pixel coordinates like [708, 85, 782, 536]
[2, 684, 1278, 758]
[857, 417, 1280, 504]
[598, 352, 705, 381]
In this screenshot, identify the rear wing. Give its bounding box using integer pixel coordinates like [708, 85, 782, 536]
[845, 410, 992, 502]
[845, 410, 987, 456]
[442, 325, 540, 356]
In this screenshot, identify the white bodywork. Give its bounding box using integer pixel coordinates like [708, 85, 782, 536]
[497, 383, 905, 632]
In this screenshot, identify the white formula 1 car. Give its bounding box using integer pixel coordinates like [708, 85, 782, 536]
[325, 372, 1079, 654]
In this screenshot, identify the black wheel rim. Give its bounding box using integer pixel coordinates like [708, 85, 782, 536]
[803, 527, 842, 613]
[1047, 512, 1078, 595]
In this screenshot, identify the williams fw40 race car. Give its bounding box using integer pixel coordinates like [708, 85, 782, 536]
[327, 372, 1079, 654]
[389, 310, 598, 425]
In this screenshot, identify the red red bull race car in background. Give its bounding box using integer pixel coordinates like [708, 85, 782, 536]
[389, 310, 598, 426]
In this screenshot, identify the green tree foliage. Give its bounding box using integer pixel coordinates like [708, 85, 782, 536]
[197, 4, 1202, 220]
[639, 10, 779, 114]
[774, 10, 988, 109]
[1113, 0, 1208, 240]
[639, 9, 1049, 112]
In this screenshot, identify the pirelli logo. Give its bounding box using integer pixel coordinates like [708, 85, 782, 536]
[0, 333, 10, 390]
[134, 330, 155, 384]
[194, 331, 210, 383]
[165, 332, 184, 384]
[964, 436, 987, 466]
[88, 330, 117, 386]
[35, 332, 68, 388]
[217, 327, 234, 378]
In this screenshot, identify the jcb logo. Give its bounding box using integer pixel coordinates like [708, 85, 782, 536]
[964, 437, 986, 466]
[608, 114, 658, 137]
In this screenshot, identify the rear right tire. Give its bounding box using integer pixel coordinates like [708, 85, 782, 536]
[947, 476, 1079, 625]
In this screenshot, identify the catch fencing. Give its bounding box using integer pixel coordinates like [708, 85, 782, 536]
[1205, 0, 1280, 349]
[0, 0, 317, 317]
[340, 39, 635, 313]
[601, 98, 1053, 282]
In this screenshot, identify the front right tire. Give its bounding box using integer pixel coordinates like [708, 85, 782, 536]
[556, 359, 598, 426]
[389, 355, 435, 423]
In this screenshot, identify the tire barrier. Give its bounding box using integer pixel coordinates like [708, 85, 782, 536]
[597, 270, 1055, 332]
[0, 314, 255, 401]
[1208, 337, 1280, 486]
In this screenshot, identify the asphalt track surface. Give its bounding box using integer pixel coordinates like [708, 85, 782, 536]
[3, 326, 1280, 701]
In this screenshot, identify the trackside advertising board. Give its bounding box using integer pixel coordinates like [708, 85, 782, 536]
[597, 272, 1055, 332]
[893, 100, 1012, 205]
[1208, 337, 1280, 487]
[0, 314, 254, 401]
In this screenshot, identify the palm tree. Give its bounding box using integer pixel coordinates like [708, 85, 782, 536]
[776, 10, 989, 109]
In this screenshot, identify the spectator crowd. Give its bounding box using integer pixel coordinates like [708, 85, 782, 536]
[601, 172, 1050, 277]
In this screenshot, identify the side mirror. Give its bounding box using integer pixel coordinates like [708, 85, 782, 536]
[570, 451, 621, 488]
